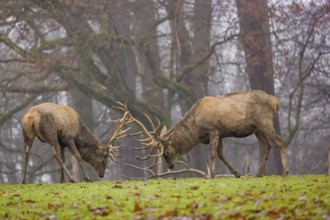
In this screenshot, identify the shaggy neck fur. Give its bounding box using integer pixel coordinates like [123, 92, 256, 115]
[74, 121, 103, 161]
[164, 100, 201, 155]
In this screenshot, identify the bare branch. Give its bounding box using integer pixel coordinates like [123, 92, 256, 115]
[0, 33, 27, 57]
[123, 161, 211, 180]
[0, 94, 38, 127]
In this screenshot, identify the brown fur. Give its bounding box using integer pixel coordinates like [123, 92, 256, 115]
[21, 103, 109, 183]
[22, 103, 80, 142]
[161, 90, 289, 178]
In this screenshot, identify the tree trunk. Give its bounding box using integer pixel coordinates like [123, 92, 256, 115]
[167, 0, 212, 173]
[193, 0, 212, 97]
[236, 0, 283, 175]
[328, 148, 330, 175]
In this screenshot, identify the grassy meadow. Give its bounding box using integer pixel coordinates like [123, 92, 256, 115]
[0, 175, 329, 219]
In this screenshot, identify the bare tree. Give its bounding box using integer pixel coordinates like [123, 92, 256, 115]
[236, 0, 283, 175]
[1, 0, 329, 182]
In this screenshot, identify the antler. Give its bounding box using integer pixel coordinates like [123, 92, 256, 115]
[107, 102, 132, 163]
[114, 102, 164, 169]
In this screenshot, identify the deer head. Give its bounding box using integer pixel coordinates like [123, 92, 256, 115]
[159, 127, 177, 169]
[92, 103, 132, 178]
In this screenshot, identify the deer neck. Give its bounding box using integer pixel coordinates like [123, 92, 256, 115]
[166, 123, 199, 155]
[75, 123, 102, 159]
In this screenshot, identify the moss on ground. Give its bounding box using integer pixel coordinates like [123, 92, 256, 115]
[0, 175, 329, 219]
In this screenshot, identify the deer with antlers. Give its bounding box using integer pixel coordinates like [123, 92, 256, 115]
[121, 90, 289, 178]
[21, 102, 131, 183]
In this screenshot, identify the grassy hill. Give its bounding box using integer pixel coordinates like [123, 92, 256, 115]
[0, 175, 329, 219]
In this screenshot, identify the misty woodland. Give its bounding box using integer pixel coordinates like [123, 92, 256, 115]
[0, 1, 329, 183]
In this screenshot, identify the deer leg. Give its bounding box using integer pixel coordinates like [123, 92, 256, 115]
[21, 131, 34, 184]
[272, 133, 289, 176]
[60, 146, 66, 183]
[38, 115, 75, 183]
[210, 132, 218, 178]
[254, 131, 271, 177]
[217, 139, 241, 178]
[66, 139, 92, 182]
[51, 144, 75, 183]
[257, 122, 289, 176]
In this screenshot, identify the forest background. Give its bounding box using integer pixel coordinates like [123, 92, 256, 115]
[0, 0, 329, 183]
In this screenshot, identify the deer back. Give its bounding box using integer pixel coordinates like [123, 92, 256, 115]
[192, 90, 280, 137]
[165, 90, 280, 153]
[22, 103, 81, 142]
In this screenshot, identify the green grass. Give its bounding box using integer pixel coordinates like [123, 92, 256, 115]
[0, 175, 329, 219]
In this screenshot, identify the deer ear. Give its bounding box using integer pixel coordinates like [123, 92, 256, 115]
[92, 145, 98, 151]
[93, 145, 103, 153]
[160, 126, 167, 136]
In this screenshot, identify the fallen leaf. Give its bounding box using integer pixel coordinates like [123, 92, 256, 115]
[90, 207, 111, 216]
[11, 194, 21, 198]
[106, 195, 113, 200]
[112, 184, 123, 189]
[267, 209, 282, 220]
[134, 201, 143, 213]
[48, 203, 64, 211]
[189, 186, 199, 190]
[25, 199, 36, 203]
[229, 212, 249, 220]
[200, 213, 212, 220]
[158, 208, 178, 219]
[187, 200, 199, 210]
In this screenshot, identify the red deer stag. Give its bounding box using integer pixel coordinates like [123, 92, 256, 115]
[21, 102, 130, 183]
[123, 90, 289, 178]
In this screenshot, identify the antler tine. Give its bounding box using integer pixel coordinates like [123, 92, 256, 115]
[148, 157, 161, 169]
[107, 119, 130, 146]
[147, 147, 163, 169]
[112, 102, 160, 154]
[154, 117, 161, 133]
[113, 101, 127, 111]
[107, 102, 133, 147]
[143, 113, 160, 133]
[143, 113, 156, 131]
[114, 102, 160, 142]
[107, 103, 135, 163]
[129, 131, 144, 137]
[132, 117, 153, 139]
[108, 151, 119, 163]
[135, 143, 164, 169]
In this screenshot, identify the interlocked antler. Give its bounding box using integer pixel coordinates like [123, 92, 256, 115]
[114, 102, 164, 169]
[107, 102, 132, 163]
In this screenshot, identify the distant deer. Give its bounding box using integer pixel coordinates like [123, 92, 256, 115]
[123, 90, 289, 178]
[21, 102, 130, 183]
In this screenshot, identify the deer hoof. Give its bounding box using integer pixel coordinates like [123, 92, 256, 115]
[85, 178, 93, 182]
[234, 172, 241, 178]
